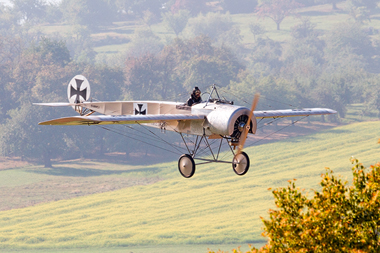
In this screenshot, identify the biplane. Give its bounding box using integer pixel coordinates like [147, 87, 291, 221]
[35, 75, 337, 178]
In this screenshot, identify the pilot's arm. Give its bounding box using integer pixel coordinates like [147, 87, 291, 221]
[186, 98, 194, 106]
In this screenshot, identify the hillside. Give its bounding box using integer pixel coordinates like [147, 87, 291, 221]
[0, 121, 379, 251]
[30, 2, 380, 59]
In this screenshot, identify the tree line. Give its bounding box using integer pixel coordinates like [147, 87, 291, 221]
[2, 1, 379, 31]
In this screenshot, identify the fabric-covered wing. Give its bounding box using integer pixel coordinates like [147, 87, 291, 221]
[34, 102, 75, 107]
[39, 114, 205, 125]
[254, 108, 336, 119]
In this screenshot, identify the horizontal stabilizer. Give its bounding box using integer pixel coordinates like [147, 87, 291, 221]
[39, 114, 205, 126]
[254, 108, 337, 119]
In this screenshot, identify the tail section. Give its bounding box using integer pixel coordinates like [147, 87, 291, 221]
[67, 75, 91, 104]
[67, 75, 91, 115]
[34, 75, 91, 110]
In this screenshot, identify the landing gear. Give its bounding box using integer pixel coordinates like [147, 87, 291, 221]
[232, 152, 250, 176]
[178, 154, 195, 178]
[177, 133, 252, 178]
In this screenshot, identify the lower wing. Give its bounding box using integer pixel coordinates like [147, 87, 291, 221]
[38, 114, 205, 125]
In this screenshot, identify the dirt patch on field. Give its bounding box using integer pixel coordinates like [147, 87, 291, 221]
[0, 157, 29, 170]
[0, 176, 161, 211]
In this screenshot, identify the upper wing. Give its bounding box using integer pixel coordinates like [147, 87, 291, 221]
[38, 114, 204, 125]
[254, 108, 336, 119]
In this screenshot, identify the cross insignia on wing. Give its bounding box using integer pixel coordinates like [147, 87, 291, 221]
[134, 103, 146, 115]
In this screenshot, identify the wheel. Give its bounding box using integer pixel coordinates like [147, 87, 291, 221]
[232, 152, 250, 176]
[178, 154, 196, 178]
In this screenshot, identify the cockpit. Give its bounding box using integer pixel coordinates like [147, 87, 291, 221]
[202, 84, 234, 106]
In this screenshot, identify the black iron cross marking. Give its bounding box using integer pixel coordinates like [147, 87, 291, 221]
[135, 104, 146, 115]
[70, 78, 87, 103]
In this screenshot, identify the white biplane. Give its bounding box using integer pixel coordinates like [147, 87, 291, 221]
[35, 75, 337, 178]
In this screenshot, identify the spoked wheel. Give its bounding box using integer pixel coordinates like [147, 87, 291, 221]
[232, 152, 250, 176]
[178, 154, 196, 178]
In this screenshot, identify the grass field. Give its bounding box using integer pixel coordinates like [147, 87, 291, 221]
[0, 120, 380, 252]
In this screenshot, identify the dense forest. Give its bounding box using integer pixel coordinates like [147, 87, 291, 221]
[1, 0, 380, 167]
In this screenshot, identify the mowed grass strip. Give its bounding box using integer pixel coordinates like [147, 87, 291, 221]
[0, 121, 380, 249]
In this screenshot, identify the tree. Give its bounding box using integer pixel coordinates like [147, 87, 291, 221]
[124, 53, 165, 100]
[249, 22, 266, 41]
[281, 19, 325, 82]
[170, 0, 208, 16]
[362, 75, 380, 118]
[114, 0, 162, 19]
[228, 73, 297, 111]
[315, 0, 341, 10]
[11, 0, 46, 23]
[0, 102, 67, 168]
[183, 12, 243, 51]
[256, 0, 302, 30]
[162, 9, 190, 36]
[0, 34, 23, 118]
[249, 37, 282, 73]
[45, 2, 63, 23]
[141, 10, 157, 28]
[60, 0, 114, 30]
[33, 37, 71, 67]
[325, 22, 375, 70]
[124, 35, 244, 98]
[131, 0, 163, 17]
[210, 158, 380, 252]
[127, 27, 164, 57]
[349, 0, 380, 10]
[0, 4, 16, 30]
[65, 25, 97, 64]
[172, 35, 244, 91]
[349, 5, 371, 24]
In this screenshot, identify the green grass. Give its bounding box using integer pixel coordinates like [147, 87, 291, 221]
[0, 169, 51, 187]
[0, 121, 380, 251]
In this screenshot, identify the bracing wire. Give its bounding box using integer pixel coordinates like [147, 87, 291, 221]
[103, 122, 189, 154]
[96, 125, 183, 156]
[136, 122, 185, 154]
[247, 116, 309, 146]
[256, 117, 284, 130]
[107, 124, 181, 149]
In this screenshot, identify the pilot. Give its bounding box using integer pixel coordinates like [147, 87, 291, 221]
[186, 87, 202, 106]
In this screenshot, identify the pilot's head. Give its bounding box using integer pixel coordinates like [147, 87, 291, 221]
[193, 87, 201, 98]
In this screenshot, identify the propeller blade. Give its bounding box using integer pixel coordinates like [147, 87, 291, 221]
[237, 93, 260, 154]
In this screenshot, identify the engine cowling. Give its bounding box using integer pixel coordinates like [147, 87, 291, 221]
[205, 105, 257, 138]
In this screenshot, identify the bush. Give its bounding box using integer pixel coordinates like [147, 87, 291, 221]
[210, 158, 380, 252]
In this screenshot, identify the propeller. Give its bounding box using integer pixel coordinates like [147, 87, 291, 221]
[237, 93, 260, 155]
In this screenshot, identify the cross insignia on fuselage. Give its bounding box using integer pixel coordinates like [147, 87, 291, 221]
[70, 78, 87, 104]
[135, 104, 146, 115]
